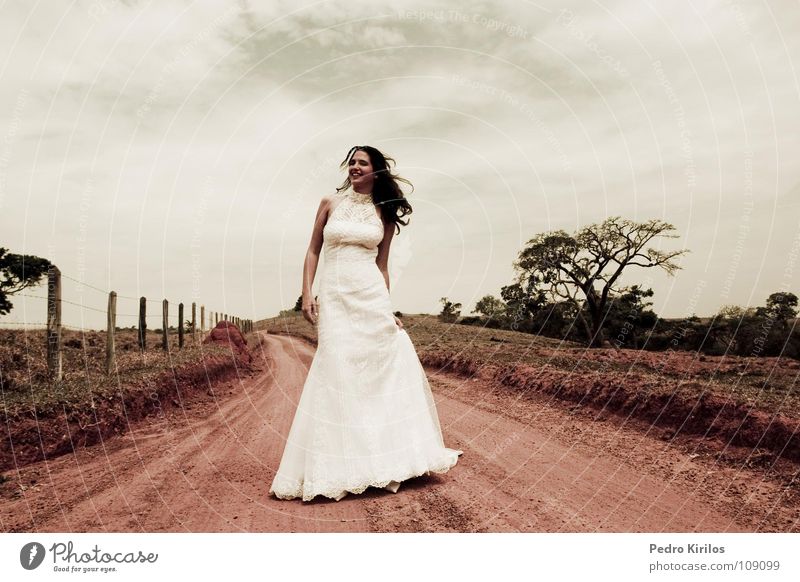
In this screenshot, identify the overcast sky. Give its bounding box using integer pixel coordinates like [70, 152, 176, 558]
[1, 0, 799, 330]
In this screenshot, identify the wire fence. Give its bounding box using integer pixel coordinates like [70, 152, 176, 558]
[1, 265, 254, 380]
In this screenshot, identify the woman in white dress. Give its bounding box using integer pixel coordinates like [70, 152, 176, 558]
[269, 145, 463, 502]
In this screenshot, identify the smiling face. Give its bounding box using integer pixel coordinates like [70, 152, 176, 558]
[348, 149, 375, 191]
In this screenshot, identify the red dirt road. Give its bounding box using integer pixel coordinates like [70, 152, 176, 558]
[1, 332, 797, 532]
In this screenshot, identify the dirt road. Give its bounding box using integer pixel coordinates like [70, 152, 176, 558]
[1, 332, 797, 532]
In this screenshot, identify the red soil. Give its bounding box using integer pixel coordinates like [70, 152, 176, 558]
[1, 333, 796, 532]
[1, 326, 256, 473]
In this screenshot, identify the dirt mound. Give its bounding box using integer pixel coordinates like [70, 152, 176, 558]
[203, 321, 252, 366]
[491, 362, 800, 463]
[420, 350, 800, 465]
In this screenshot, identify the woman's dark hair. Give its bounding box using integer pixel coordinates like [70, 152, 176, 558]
[336, 145, 414, 234]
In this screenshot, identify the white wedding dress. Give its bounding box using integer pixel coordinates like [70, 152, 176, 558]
[269, 185, 462, 502]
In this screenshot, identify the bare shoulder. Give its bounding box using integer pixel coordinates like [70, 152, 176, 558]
[322, 191, 347, 218]
[315, 194, 334, 215]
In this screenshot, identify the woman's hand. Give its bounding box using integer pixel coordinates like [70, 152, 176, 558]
[302, 298, 319, 325]
[393, 314, 404, 330]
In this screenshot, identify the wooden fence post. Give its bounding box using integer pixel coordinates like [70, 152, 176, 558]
[201, 305, 205, 338]
[192, 302, 197, 344]
[106, 291, 116, 374]
[46, 265, 62, 381]
[138, 297, 147, 351]
[178, 302, 184, 348]
[215, 312, 218, 325]
[162, 299, 169, 351]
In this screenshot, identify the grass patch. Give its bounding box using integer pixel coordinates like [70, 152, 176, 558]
[0, 328, 236, 418]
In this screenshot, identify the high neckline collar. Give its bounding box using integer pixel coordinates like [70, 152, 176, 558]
[347, 185, 373, 199]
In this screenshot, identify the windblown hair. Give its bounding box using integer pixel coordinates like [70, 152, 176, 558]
[336, 145, 414, 234]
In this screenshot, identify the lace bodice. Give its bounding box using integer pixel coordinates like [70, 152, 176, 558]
[330, 187, 380, 225]
[322, 187, 384, 259]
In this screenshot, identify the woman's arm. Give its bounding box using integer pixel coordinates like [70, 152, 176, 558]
[375, 215, 395, 292]
[301, 196, 331, 324]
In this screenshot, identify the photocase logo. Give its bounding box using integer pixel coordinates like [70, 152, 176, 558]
[20, 542, 46, 570]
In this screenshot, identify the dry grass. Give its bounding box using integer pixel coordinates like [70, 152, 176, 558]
[0, 328, 233, 417]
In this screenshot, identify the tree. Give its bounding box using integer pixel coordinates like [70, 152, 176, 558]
[530, 300, 578, 338]
[602, 285, 657, 349]
[501, 282, 544, 317]
[759, 292, 798, 328]
[439, 297, 462, 323]
[472, 295, 504, 318]
[513, 217, 688, 347]
[711, 304, 759, 355]
[294, 295, 303, 311]
[0, 247, 53, 315]
[717, 304, 749, 320]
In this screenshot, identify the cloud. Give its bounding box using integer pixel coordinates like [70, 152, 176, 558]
[1, 0, 799, 326]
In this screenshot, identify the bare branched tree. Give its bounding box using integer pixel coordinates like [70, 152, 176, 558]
[513, 217, 689, 347]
